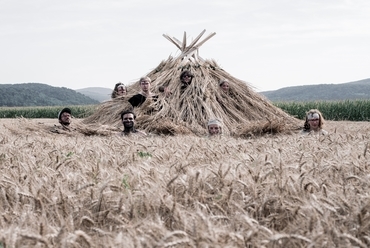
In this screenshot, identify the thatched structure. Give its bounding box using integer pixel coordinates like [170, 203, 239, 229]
[84, 30, 301, 136]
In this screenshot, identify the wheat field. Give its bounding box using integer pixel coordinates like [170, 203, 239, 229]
[0, 118, 369, 247]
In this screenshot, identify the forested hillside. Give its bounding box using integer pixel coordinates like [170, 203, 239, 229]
[0, 83, 99, 106]
[76, 87, 111, 102]
[261, 78, 370, 101]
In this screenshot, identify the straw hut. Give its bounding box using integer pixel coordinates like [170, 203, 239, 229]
[84, 30, 301, 136]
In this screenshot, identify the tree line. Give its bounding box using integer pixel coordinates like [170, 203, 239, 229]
[0, 83, 99, 107]
[261, 78, 370, 102]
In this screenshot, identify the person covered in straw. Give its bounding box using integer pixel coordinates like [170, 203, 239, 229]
[219, 79, 230, 93]
[128, 76, 158, 107]
[218, 78, 239, 99]
[119, 110, 147, 136]
[301, 109, 328, 135]
[179, 70, 194, 93]
[157, 70, 195, 96]
[51, 107, 76, 133]
[111, 82, 127, 99]
[207, 119, 222, 136]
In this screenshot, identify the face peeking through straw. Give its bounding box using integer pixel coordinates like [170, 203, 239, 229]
[58, 108, 72, 126]
[302, 109, 328, 135]
[208, 119, 222, 136]
[120, 110, 147, 136]
[219, 79, 230, 93]
[117, 85, 127, 96]
[112, 82, 127, 99]
[180, 71, 194, 86]
[140, 77, 151, 95]
[122, 112, 135, 130]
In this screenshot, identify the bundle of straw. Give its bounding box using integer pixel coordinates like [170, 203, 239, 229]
[84, 31, 301, 136]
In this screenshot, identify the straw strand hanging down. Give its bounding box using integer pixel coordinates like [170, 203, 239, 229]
[84, 30, 301, 136]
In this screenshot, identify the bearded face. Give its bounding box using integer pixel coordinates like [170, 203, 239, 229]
[208, 124, 221, 135]
[181, 74, 193, 85]
[122, 113, 135, 129]
[60, 112, 71, 126]
[307, 112, 321, 131]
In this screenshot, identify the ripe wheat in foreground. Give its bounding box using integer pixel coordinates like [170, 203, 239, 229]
[0, 119, 369, 247]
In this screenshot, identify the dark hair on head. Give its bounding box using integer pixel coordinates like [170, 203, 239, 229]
[219, 79, 228, 86]
[58, 107, 71, 120]
[120, 110, 136, 120]
[114, 82, 125, 90]
[112, 82, 127, 98]
[180, 70, 194, 80]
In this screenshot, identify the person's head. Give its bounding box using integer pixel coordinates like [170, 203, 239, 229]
[207, 119, 222, 135]
[58, 108, 72, 126]
[139, 77, 151, 94]
[121, 110, 136, 131]
[117, 84, 127, 96]
[219, 79, 230, 92]
[180, 70, 194, 85]
[304, 109, 324, 131]
[112, 82, 127, 98]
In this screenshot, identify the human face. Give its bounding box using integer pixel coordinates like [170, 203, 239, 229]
[182, 75, 192, 84]
[220, 82, 229, 92]
[117, 86, 126, 95]
[308, 118, 320, 131]
[60, 112, 71, 125]
[208, 124, 221, 135]
[140, 80, 150, 93]
[122, 113, 135, 129]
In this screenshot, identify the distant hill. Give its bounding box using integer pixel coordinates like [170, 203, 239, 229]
[77, 78, 370, 103]
[260, 78, 370, 102]
[0, 83, 99, 107]
[76, 87, 112, 102]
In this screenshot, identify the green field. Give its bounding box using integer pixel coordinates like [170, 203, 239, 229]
[274, 100, 370, 121]
[0, 100, 369, 121]
[0, 105, 97, 119]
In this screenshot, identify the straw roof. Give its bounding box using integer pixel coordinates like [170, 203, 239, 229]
[84, 30, 301, 136]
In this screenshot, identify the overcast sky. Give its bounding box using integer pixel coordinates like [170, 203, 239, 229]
[1, 0, 369, 92]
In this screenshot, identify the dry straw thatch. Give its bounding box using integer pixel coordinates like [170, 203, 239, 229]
[84, 30, 300, 136]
